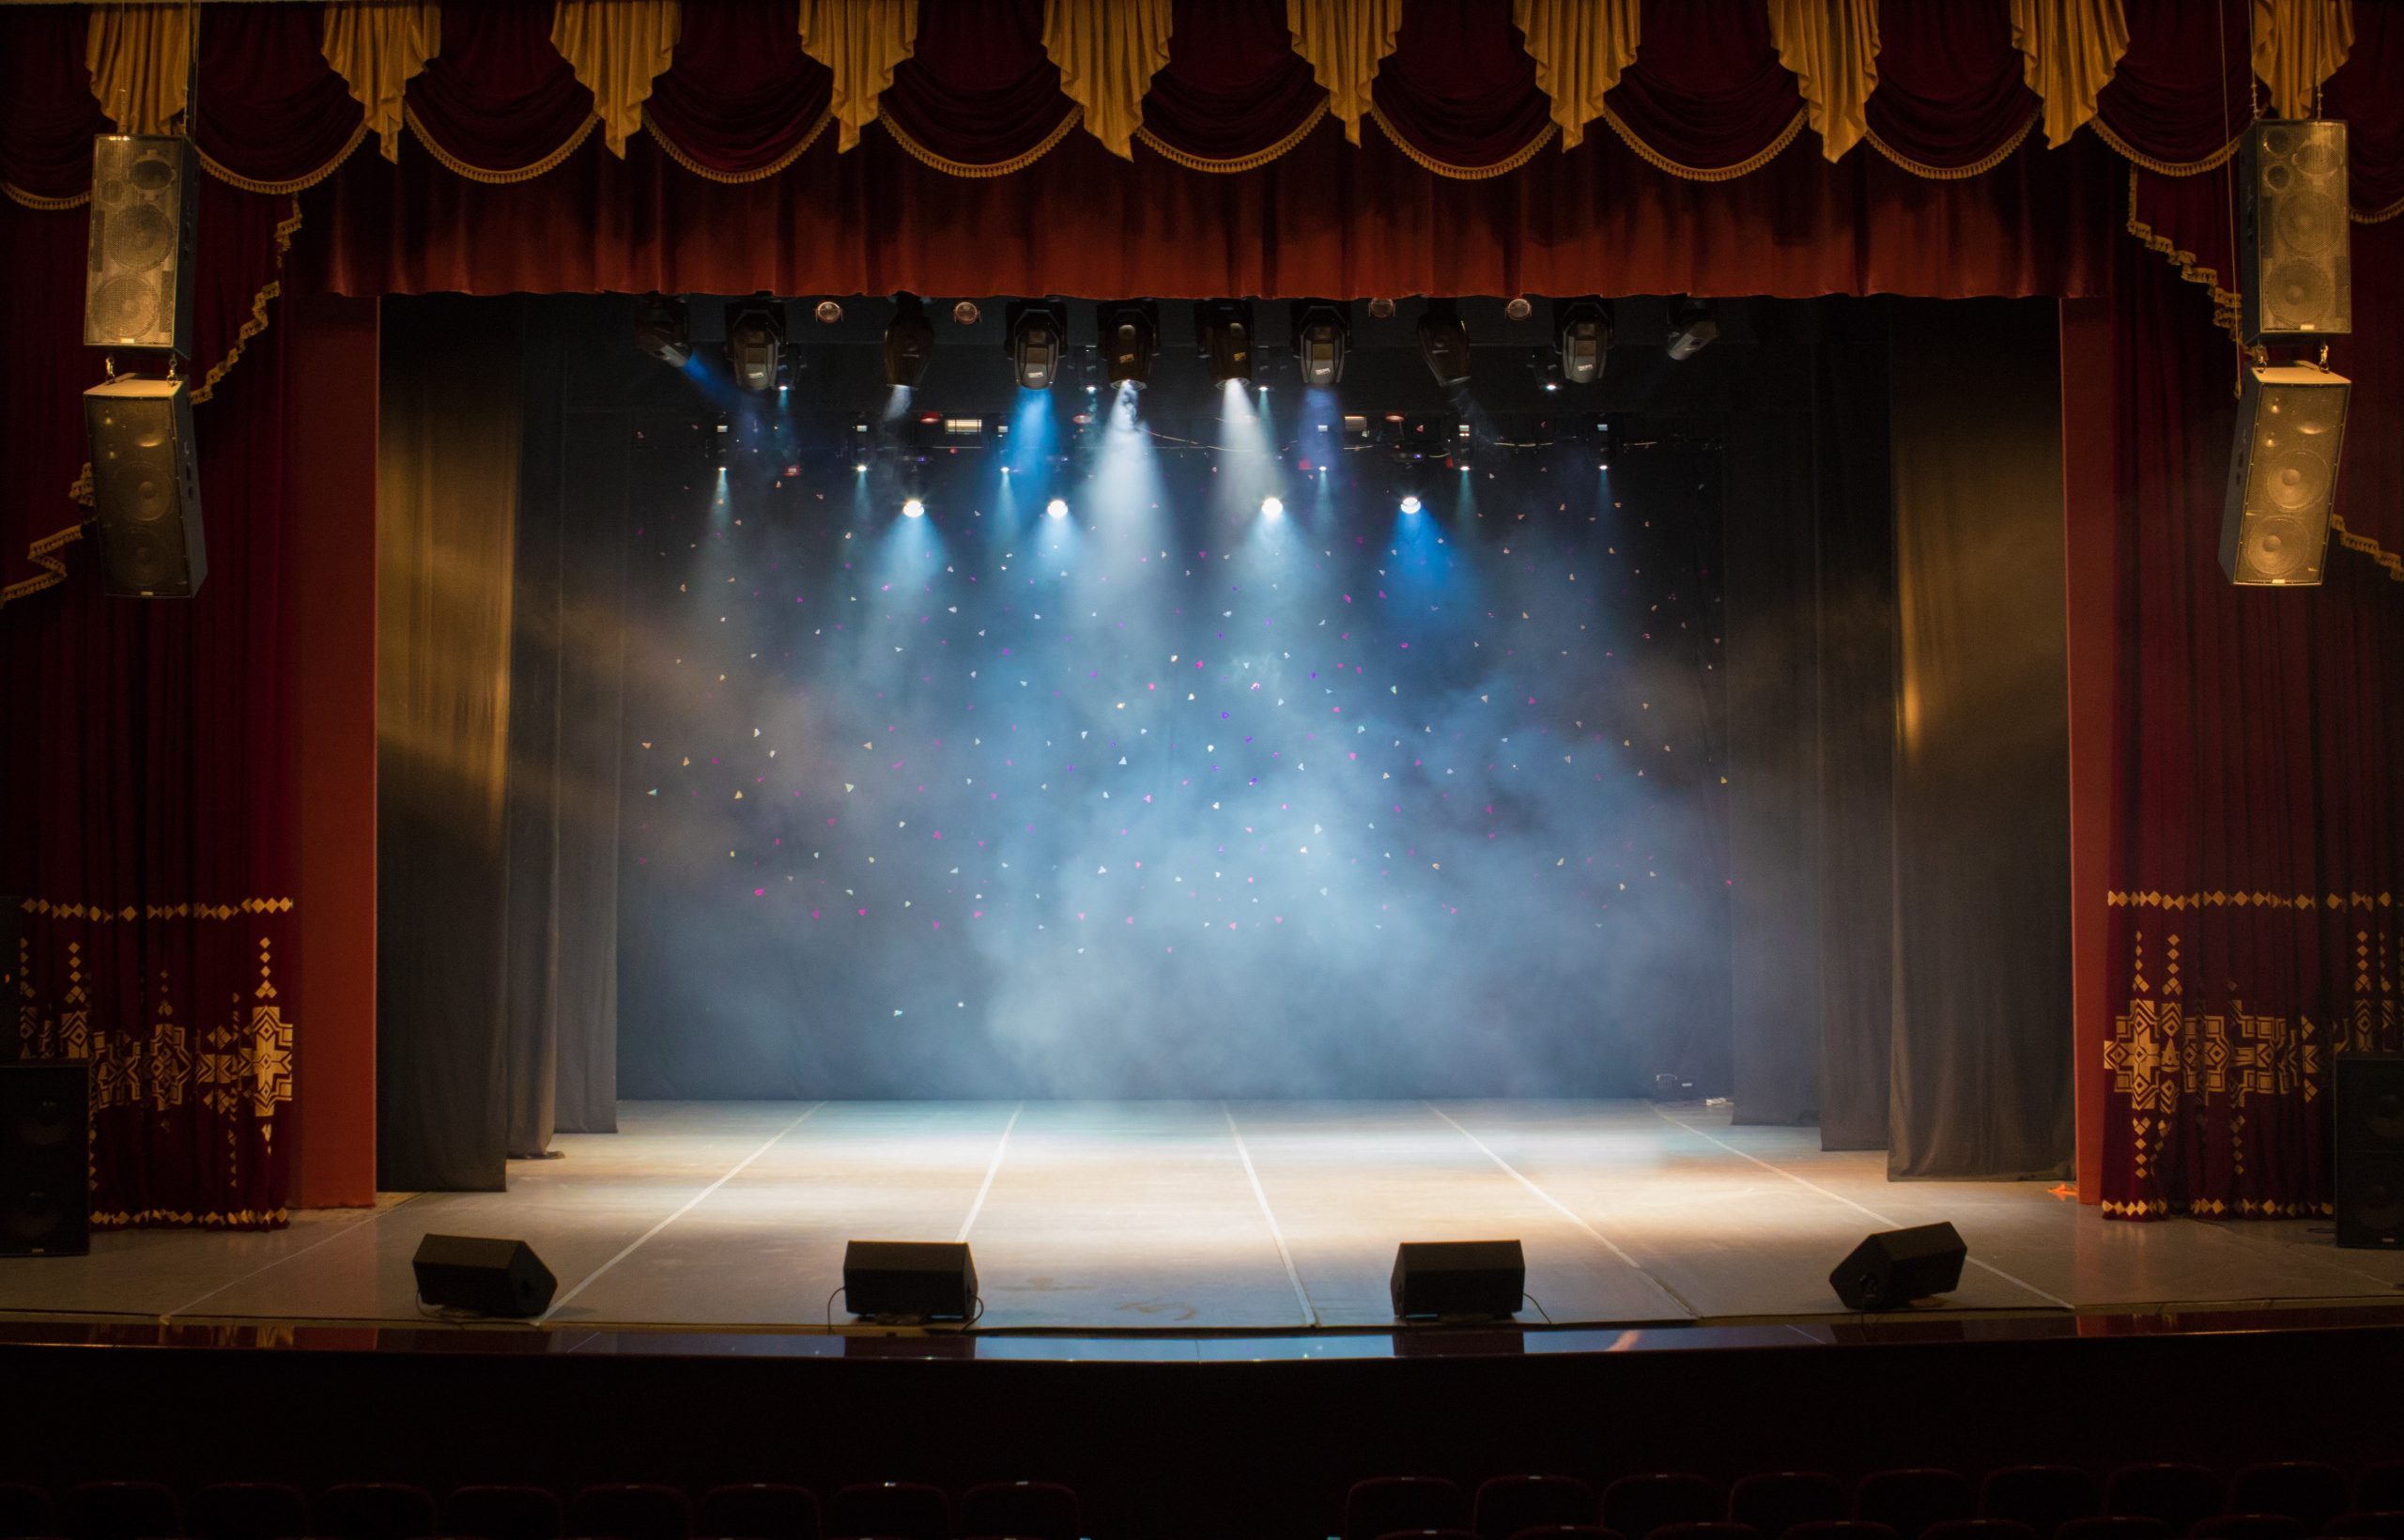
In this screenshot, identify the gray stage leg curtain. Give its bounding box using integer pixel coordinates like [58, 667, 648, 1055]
[1886, 299, 2074, 1179]
[376, 297, 525, 1193]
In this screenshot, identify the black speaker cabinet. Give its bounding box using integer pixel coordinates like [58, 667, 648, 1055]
[411, 1234, 558, 1317]
[2241, 119, 2350, 344]
[1, 1061, 91, 1257]
[1391, 1239, 1525, 1318]
[842, 1240, 979, 1319]
[85, 134, 197, 356]
[1829, 1221, 1965, 1311]
[2222, 362, 2346, 587]
[86, 375, 207, 597]
[2337, 1054, 2404, 1248]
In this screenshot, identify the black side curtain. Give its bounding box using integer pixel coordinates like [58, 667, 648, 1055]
[378, 297, 624, 1191]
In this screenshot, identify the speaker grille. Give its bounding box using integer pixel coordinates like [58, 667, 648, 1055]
[2242, 119, 2350, 341]
[2222, 364, 2346, 586]
[84, 135, 194, 353]
[85, 377, 207, 597]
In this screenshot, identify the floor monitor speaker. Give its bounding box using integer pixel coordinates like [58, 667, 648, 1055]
[86, 376, 207, 598]
[0, 1062, 91, 1257]
[2241, 119, 2350, 343]
[2337, 1054, 2404, 1248]
[85, 134, 197, 356]
[2222, 363, 2347, 587]
[411, 1234, 557, 1317]
[1829, 1221, 1965, 1310]
[843, 1240, 978, 1319]
[1391, 1239, 1525, 1318]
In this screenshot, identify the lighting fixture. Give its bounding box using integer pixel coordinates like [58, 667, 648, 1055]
[814, 300, 843, 324]
[1666, 297, 1718, 362]
[1367, 298, 1396, 319]
[1046, 498, 1069, 518]
[1554, 298, 1611, 385]
[952, 300, 980, 326]
[1400, 495, 1423, 515]
[884, 293, 935, 388]
[902, 498, 925, 518]
[1006, 300, 1066, 390]
[1196, 300, 1255, 385]
[1291, 300, 1349, 388]
[1260, 496, 1284, 517]
[633, 294, 690, 366]
[1504, 296, 1533, 321]
[1416, 300, 1471, 387]
[722, 297, 783, 393]
[1099, 300, 1160, 386]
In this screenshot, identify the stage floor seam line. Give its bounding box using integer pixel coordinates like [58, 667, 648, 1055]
[1221, 1101, 1318, 1329]
[538, 1101, 827, 1324]
[156, 1207, 388, 1322]
[955, 1102, 1025, 1244]
[1644, 1102, 2078, 1311]
[1424, 1101, 1700, 1318]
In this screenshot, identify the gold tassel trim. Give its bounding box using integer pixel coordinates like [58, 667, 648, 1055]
[195, 121, 366, 195]
[875, 104, 1083, 177]
[2, 181, 89, 209]
[2105, 889, 2392, 909]
[2089, 118, 2242, 177]
[189, 197, 302, 408]
[2331, 515, 2404, 582]
[94, 1209, 291, 1229]
[2124, 167, 2242, 342]
[2354, 192, 2404, 224]
[19, 897, 297, 921]
[1597, 103, 1805, 182]
[644, 104, 832, 183]
[1863, 109, 2038, 181]
[403, 106, 599, 183]
[1364, 107, 1554, 179]
[1133, 97, 1329, 174]
[0, 523, 81, 607]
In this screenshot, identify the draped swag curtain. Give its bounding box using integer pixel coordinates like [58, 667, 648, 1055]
[1, 0, 2400, 1219]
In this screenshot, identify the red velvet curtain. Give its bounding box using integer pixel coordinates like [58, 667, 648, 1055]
[645, 0, 831, 177]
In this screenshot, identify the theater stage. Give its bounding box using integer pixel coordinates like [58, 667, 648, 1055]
[4, 1101, 2398, 1336]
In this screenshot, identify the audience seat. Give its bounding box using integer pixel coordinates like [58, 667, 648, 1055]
[1923, 1520, 2039, 1540]
[2189, 1518, 2304, 1540]
[2105, 1468, 2220, 1538]
[824, 1484, 948, 1540]
[193, 1483, 312, 1540]
[1349, 1481, 1473, 1540]
[2229, 1468, 2349, 1535]
[1783, 1523, 1899, 1540]
[1507, 1525, 1625, 1540]
[1980, 1470, 2103, 1538]
[320, 1485, 441, 1540]
[2055, 1520, 2169, 1540]
[0, 1486, 56, 1540]
[1474, 1478, 1600, 1540]
[2323, 1515, 2404, 1540]
[1730, 1476, 1846, 1540]
[2356, 1471, 2404, 1518]
[1651, 1523, 1764, 1540]
[956, 1483, 1076, 1540]
[447, 1486, 565, 1540]
[565, 1486, 691, 1540]
[64, 1481, 181, 1540]
[1606, 1477, 1718, 1540]
[699, 1486, 818, 1540]
[1857, 1471, 1973, 1540]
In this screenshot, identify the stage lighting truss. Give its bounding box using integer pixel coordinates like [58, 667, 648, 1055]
[1390, 411, 1472, 467]
[1666, 296, 1718, 362]
[1554, 298, 1612, 386]
[1195, 300, 1256, 385]
[884, 293, 936, 388]
[1006, 300, 1067, 390]
[1100, 300, 1161, 386]
[1416, 300, 1472, 387]
[905, 411, 987, 453]
[1291, 299, 1350, 388]
[722, 297, 784, 393]
[634, 293, 691, 367]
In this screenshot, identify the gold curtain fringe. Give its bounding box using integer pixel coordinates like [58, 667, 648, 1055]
[1864, 109, 2038, 180]
[402, 107, 600, 183]
[2331, 515, 2404, 582]
[2105, 889, 2393, 909]
[643, 106, 833, 183]
[3, 181, 90, 210]
[189, 198, 302, 408]
[2355, 192, 2404, 224]
[1597, 103, 1805, 181]
[1365, 107, 1555, 179]
[2124, 168, 2242, 341]
[2089, 117, 2242, 177]
[195, 122, 367, 196]
[19, 897, 297, 921]
[1133, 97, 1329, 173]
[875, 105, 1084, 177]
[94, 1209, 291, 1229]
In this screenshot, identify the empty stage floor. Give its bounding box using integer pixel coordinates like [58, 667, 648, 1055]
[5, 1101, 2399, 1335]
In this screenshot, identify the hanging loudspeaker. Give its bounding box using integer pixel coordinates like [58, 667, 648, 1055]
[2221, 362, 2347, 587]
[85, 135, 198, 357]
[2240, 119, 2350, 344]
[86, 376, 207, 598]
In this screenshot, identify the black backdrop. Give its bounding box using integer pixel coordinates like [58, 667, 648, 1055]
[375, 295, 2074, 1188]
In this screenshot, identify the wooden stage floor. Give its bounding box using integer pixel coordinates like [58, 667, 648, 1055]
[5, 1101, 2398, 1335]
